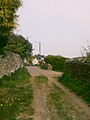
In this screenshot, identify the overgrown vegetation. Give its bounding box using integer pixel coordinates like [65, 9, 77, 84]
[48, 84, 87, 120]
[44, 55, 66, 71]
[4, 34, 32, 59]
[0, 0, 32, 60]
[0, 0, 22, 53]
[58, 56, 90, 105]
[55, 41, 90, 105]
[35, 75, 48, 85]
[40, 63, 48, 70]
[59, 73, 90, 105]
[0, 67, 34, 120]
[64, 61, 90, 82]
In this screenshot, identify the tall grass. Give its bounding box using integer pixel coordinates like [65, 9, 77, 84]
[0, 67, 30, 87]
[59, 73, 90, 105]
[0, 68, 33, 120]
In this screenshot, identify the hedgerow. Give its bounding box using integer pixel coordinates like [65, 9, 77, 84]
[59, 60, 90, 104]
[44, 55, 66, 71]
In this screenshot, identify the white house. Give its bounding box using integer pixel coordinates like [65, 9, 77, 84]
[32, 58, 39, 65]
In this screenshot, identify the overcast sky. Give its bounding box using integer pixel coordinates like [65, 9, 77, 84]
[16, 0, 90, 58]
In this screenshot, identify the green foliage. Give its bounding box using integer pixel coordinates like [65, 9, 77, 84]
[62, 60, 90, 104]
[0, 67, 30, 86]
[40, 63, 48, 70]
[59, 73, 90, 104]
[44, 55, 66, 71]
[48, 85, 81, 119]
[86, 52, 90, 61]
[35, 75, 48, 85]
[64, 61, 90, 82]
[0, 0, 21, 51]
[4, 34, 32, 59]
[0, 67, 34, 120]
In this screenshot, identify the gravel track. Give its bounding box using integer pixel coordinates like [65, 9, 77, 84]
[27, 66, 90, 120]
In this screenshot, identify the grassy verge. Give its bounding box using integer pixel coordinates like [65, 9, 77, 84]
[35, 75, 48, 85]
[40, 63, 48, 70]
[48, 84, 88, 120]
[48, 84, 73, 120]
[0, 68, 34, 120]
[59, 73, 90, 105]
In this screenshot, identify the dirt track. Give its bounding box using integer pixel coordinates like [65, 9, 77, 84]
[27, 66, 90, 120]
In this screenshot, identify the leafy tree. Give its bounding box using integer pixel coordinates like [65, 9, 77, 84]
[44, 55, 66, 71]
[0, 0, 21, 52]
[4, 34, 32, 59]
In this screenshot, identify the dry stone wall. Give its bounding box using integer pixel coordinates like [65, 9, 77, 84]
[65, 60, 90, 82]
[0, 52, 23, 78]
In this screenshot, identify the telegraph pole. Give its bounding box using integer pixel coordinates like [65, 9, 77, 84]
[39, 42, 41, 55]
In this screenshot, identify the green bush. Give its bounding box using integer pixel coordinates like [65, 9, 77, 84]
[0, 67, 30, 87]
[44, 55, 66, 71]
[0, 67, 33, 120]
[60, 60, 90, 105]
[40, 63, 48, 70]
[64, 61, 90, 82]
[59, 73, 90, 104]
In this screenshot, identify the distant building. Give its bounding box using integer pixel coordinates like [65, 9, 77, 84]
[32, 58, 39, 66]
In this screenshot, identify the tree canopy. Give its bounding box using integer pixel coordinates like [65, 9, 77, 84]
[4, 34, 32, 59]
[44, 55, 66, 71]
[0, 0, 21, 50]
